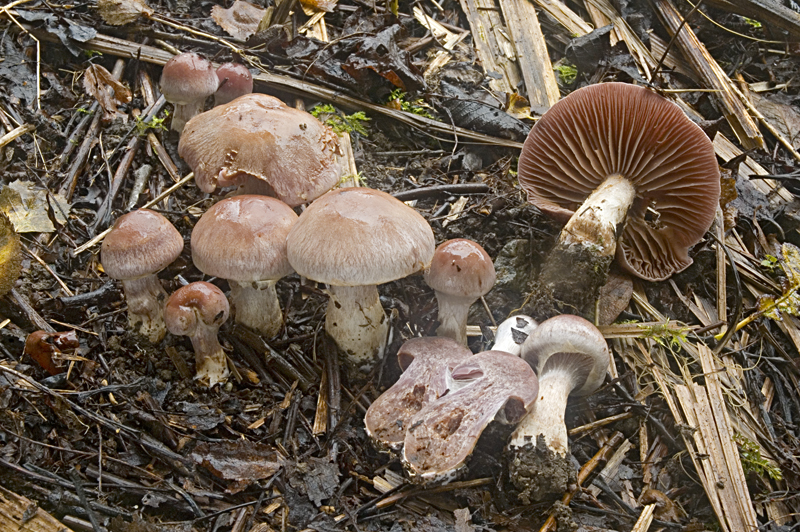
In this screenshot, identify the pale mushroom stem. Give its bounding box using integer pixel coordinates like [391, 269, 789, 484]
[491, 315, 538, 356]
[326, 284, 388, 372]
[508, 368, 574, 456]
[434, 293, 474, 346]
[559, 174, 636, 256]
[121, 275, 169, 343]
[188, 321, 229, 387]
[171, 100, 205, 134]
[229, 280, 283, 338]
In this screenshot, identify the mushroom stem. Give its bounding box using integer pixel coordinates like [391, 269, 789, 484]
[507, 368, 574, 456]
[121, 274, 169, 343]
[172, 100, 204, 134]
[229, 280, 283, 338]
[433, 293, 473, 345]
[189, 321, 229, 387]
[559, 174, 636, 255]
[325, 284, 388, 372]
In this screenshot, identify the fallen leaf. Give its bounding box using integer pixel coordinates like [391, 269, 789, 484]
[0, 180, 70, 233]
[97, 0, 154, 25]
[83, 64, 132, 121]
[211, 1, 267, 41]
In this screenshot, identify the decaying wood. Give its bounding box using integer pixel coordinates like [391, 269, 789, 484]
[0, 484, 73, 532]
[585, 0, 659, 76]
[652, 0, 763, 150]
[531, 0, 593, 37]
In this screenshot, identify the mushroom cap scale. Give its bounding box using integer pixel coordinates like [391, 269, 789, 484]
[517, 82, 720, 281]
[287, 187, 435, 286]
[178, 93, 341, 206]
[424, 239, 496, 299]
[191, 195, 297, 282]
[101, 209, 184, 280]
[159, 53, 219, 106]
[165, 281, 230, 337]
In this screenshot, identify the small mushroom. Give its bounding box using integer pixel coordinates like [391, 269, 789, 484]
[507, 314, 609, 501]
[402, 350, 538, 484]
[424, 239, 496, 345]
[287, 187, 435, 376]
[517, 83, 720, 311]
[165, 281, 230, 387]
[191, 195, 297, 338]
[214, 63, 253, 106]
[364, 337, 472, 451]
[159, 52, 219, 134]
[178, 93, 341, 206]
[101, 209, 184, 343]
[491, 315, 538, 356]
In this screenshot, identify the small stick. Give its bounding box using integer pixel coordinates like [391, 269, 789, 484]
[147, 131, 181, 182]
[21, 243, 73, 297]
[0, 123, 34, 150]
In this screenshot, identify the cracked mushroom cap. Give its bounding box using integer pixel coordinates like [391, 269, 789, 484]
[178, 93, 342, 206]
[215, 63, 253, 106]
[159, 52, 218, 106]
[424, 239, 496, 299]
[517, 82, 720, 281]
[165, 281, 230, 337]
[287, 187, 436, 286]
[101, 209, 184, 281]
[191, 195, 297, 283]
[520, 314, 609, 397]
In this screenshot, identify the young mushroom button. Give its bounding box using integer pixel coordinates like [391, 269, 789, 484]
[517, 83, 720, 311]
[101, 209, 184, 343]
[159, 52, 219, 134]
[165, 282, 230, 388]
[286, 187, 435, 377]
[424, 239, 496, 346]
[191, 195, 297, 338]
[214, 63, 253, 107]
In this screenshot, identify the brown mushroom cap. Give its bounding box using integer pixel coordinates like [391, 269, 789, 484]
[517, 82, 720, 281]
[287, 187, 435, 286]
[101, 209, 184, 280]
[215, 63, 253, 106]
[159, 53, 218, 106]
[165, 281, 230, 337]
[210, 0, 266, 41]
[191, 195, 297, 282]
[424, 239, 496, 299]
[178, 93, 341, 206]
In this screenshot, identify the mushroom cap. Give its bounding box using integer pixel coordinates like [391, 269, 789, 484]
[159, 52, 219, 106]
[165, 281, 229, 337]
[191, 195, 297, 282]
[178, 93, 341, 206]
[215, 63, 253, 106]
[520, 314, 609, 397]
[517, 82, 720, 281]
[287, 187, 435, 286]
[210, 0, 266, 41]
[101, 209, 184, 281]
[424, 238, 496, 299]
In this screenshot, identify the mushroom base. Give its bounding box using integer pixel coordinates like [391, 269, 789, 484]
[122, 275, 169, 343]
[539, 242, 614, 316]
[506, 434, 576, 504]
[325, 284, 388, 376]
[190, 323, 229, 388]
[229, 280, 283, 338]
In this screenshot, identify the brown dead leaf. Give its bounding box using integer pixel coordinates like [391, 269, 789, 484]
[191, 440, 281, 494]
[96, 0, 154, 25]
[211, 1, 267, 41]
[83, 64, 132, 121]
[751, 92, 800, 150]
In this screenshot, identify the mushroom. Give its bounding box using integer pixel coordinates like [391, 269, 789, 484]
[365, 336, 472, 451]
[214, 63, 253, 106]
[191, 195, 297, 338]
[424, 239, 496, 346]
[402, 350, 539, 484]
[165, 281, 230, 387]
[178, 93, 341, 206]
[517, 83, 720, 311]
[491, 315, 538, 356]
[101, 209, 184, 343]
[159, 52, 219, 134]
[286, 187, 435, 375]
[506, 314, 609, 501]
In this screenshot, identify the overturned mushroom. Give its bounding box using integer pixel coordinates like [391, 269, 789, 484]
[365, 337, 472, 451]
[165, 281, 230, 387]
[402, 350, 538, 484]
[507, 314, 609, 502]
[518, 83, 720, 312]
[491, 315, 538, 356]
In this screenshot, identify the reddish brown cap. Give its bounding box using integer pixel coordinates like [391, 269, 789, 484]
[178, 93, 342, 206]
[424, 239, 496, 299]
[191, 195, 297, 283]
[165, 281, 229, 337]
[517, 83, 720, 281]
[210, 0, 266, 41]
[159, 53, 218, 106]
[287, 187, 435, 286]
[101, 209, 183, 281]
[215, 63, 253, 106]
